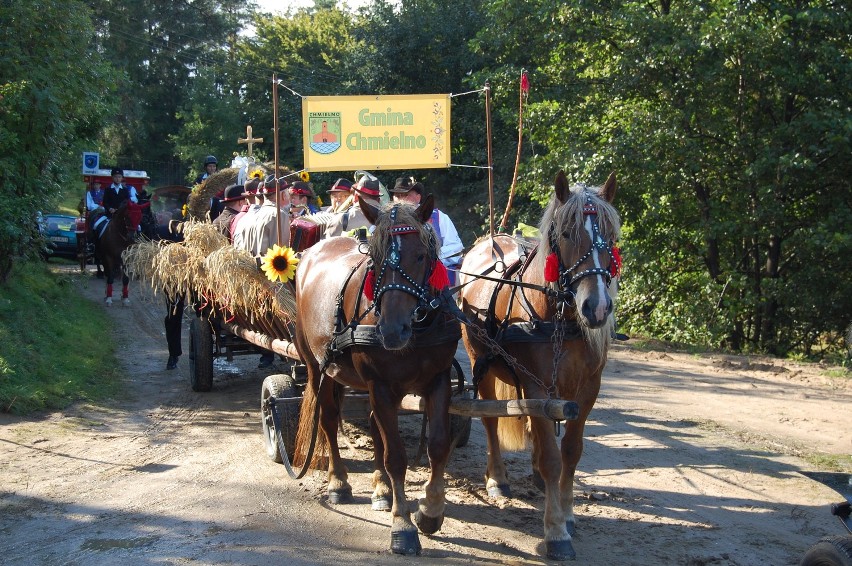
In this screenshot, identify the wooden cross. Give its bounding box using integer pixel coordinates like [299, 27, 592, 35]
[237, 125, 264, 157]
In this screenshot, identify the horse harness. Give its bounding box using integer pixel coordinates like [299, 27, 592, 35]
[467, 193, 618, 400]
[319, 205, 461, 376]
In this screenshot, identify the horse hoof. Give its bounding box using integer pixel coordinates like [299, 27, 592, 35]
[390, 530, 421, 555]
[532, 470, 545, 492]
[546, 539, 576, 561]
[487, 484, 511, 498]
[566, 519, 576, 537]
[104, 298, 113, 306]
[122, 298, 130, 307]
[371, 494, 392, 511]
[327, 487, 353, 504]
[414, 509, 443, 535]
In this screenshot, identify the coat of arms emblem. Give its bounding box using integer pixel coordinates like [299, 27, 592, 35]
[308, 112, 342, 155]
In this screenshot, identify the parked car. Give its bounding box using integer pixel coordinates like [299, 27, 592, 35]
[38, 213, 81, 260]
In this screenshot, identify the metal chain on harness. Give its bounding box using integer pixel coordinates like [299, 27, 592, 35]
[457, 314, 558, 399]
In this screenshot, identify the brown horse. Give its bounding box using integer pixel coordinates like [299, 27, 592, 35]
[94, 201, 147, 306]
[293, 195, 461, 555]
[460, 171, 620, 561]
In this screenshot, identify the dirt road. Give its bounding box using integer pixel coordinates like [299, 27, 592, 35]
[1, 270, 849, 565]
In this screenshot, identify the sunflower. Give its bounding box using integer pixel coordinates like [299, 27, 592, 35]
[260, 244, 299, 283]
[249, 169, 265, 180]
[299, 171, 310, 182]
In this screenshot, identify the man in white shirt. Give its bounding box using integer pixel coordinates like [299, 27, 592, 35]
[102, 168, 138, 218]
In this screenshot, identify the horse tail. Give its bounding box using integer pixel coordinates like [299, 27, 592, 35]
[293, 371, 329, 470]
[493, 378, 529, 452]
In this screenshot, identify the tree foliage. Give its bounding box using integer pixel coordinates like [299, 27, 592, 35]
[473, 0, 852, 356]
[0, 0, 117, 282]
[86, 0, 252, 182]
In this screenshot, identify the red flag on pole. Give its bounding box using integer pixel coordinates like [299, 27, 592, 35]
[520, 70, 529, 95]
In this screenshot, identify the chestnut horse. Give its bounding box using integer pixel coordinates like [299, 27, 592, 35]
[460, 171, 620, 561]
[94, 201, 147, 306]
[293, 195, 461, 555]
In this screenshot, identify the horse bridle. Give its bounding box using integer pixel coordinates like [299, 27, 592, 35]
[371, 205, 440, 317]
[547, 193, 617, 304]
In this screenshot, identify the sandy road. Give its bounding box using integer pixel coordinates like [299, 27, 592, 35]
[0, 270, 849, 565]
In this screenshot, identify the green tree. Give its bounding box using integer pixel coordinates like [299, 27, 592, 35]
[346, 0, 491, 237]
[0, 0, 117, 282]
[87, 0, 252, 183]
[475, 0, 852, 357]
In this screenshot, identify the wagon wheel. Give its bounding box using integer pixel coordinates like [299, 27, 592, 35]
[800, 535, 852, 566]
[261, 374, 300, 463]
[189, 317, 214, 392]
[449, 358, 472, 448]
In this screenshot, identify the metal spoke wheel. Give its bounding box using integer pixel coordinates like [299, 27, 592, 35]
[261, 374, 300, 463]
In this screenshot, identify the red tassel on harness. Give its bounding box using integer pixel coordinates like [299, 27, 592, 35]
[363, 269, 376, 301]
[428, 261, 450, 291]
[544, 252, 560, 282]
[610, 246, 623, 278]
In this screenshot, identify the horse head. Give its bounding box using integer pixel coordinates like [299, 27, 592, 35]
[125, 201, 150, 238]
[359, 194, 440, 350]
[541, 170, 621, 329]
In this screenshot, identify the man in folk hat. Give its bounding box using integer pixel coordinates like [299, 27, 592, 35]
[324, 175, 380, 238]
[244, 175, 291, 258]
[243, 175, 292, 369]
[212, 184, 247, 241]
[288, 181, 320, 217]
[102, 168, 138, 218]
[325, 178, 353, 212]
[232, 177, 263, 251]
[391, 175, 464, 284]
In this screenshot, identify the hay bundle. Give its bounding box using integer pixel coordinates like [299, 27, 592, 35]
[186, 168, 239, 220]
[186, 161, 297, 220]
[123, 240, 160, 284]
[155, 242, 192, 298]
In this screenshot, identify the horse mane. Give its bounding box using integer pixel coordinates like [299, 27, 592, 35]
[531, 182, 622, 360]
[367, 203, 433, 268]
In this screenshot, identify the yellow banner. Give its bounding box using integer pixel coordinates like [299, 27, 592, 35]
[302, 94, 451, 172]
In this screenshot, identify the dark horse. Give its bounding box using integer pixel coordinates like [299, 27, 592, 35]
[460, 171, 620, 561]
[93, 201, 148, 306]
[293, 195, 461, 555]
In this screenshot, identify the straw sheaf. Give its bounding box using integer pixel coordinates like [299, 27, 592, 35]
[186, 162, 297, 220]
[186, 168, 239, 220]
[202, 246, 291, 322]
[122, 240, 160, 285]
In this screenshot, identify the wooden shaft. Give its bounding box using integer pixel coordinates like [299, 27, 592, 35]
[272, 74, 281, 247]
[500, 70, 525, 231]
[399, 395, 579, 421]
[485, 81, 494, 237]
[222, 322, 301, 360]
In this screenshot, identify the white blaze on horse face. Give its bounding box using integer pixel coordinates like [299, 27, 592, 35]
[584, 214, 609, 322]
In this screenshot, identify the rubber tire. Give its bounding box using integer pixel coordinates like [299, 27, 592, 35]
[449, 358, 472, 448]
[800, 535, 852, 566]
[189, 317, 214, 392]
[261, 374, 300, 463]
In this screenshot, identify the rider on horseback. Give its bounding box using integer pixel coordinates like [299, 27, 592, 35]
[102, 168, 138, 218]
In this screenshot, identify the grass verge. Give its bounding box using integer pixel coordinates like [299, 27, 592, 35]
[0, 260, 120, 414]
